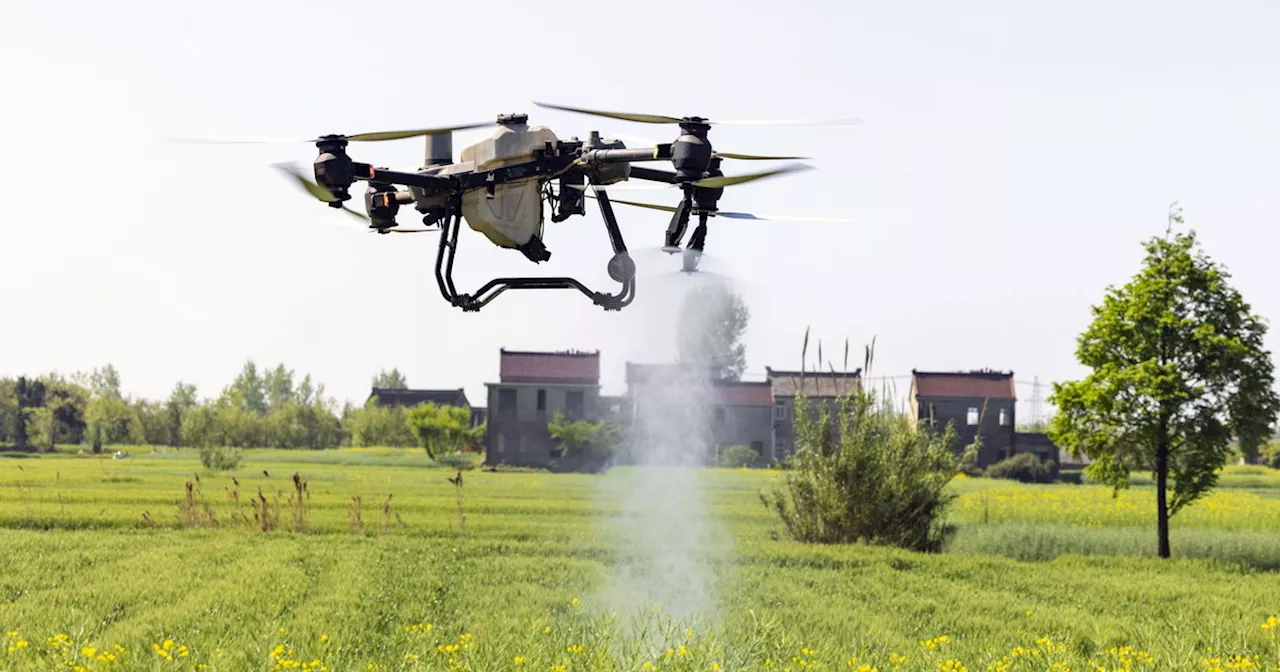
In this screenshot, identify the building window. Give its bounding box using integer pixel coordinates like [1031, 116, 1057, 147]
[715, 408, 725, 427]
[496, 433, 505, 454]
[498, 388, 517, 420]
[998, 408, 1009, 426]
[536, 389, 546, 412]
[774, 402, 787, 421]
[751, 440, 764, 457]
[566, 390, 584, 419]
[967, 407, 979, 426]
[774, 439, 787, 457]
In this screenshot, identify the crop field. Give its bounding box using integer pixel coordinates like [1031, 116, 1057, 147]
[2, 448, 1279, 672]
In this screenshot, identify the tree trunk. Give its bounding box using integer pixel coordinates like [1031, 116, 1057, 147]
[1156, 437, 1171, 559]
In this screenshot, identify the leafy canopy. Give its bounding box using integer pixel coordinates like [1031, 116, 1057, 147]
[1049, 224, 1279, 516]
[406, 402, 472, 459]
[676, 284, 750, 381]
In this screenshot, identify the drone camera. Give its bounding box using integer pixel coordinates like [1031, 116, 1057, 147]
[364, 180, 400, 229]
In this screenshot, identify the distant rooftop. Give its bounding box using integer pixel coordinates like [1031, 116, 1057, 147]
[368, 388, 470, 408]
[710, 381, 773, 406]
[911, 369, 1015, 400]
[500, 349, 600, 383]
[767, 367, 863, 398]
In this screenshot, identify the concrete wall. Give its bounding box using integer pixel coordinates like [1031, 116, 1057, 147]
[485, 382, 601, 466]
[713, 404, 773, 462]
[916, 396, 1016, 467]
[772, 397, 842, 462]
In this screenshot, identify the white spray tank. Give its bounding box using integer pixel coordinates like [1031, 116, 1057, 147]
[459, 114, 559, 257]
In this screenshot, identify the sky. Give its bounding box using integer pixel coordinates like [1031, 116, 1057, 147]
[3, 0, 1279, 421]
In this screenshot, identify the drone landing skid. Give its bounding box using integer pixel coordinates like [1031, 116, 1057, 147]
[433, 189, 636, 312]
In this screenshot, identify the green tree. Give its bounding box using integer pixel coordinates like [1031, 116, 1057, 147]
[24, 374, 89, 452]
[546, 411, 622, 472]
[224, 360, 268, 415]
[134, 399, 171, 446]
[89, 364, 122, 399]
[85, 395, 143, 451]
[166, 382, 198, 447]
[372, 368, 408, 390]
[263, 364, 295, 411]
[1049, 217, 1280, 559]
[406, 402, 472, 459]
[676, 284, 750, 380]
[346, 399, 416, 447]
[0, 378, 17, 444]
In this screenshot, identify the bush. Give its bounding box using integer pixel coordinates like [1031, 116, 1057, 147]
[199, 443, 243, 471]
[761, 383, 961, 553]
[1262, 441, 1280, 469]
[718, 444, 760, 468]
[985, 453, 1057, 483]
[436, 452, 478, 471]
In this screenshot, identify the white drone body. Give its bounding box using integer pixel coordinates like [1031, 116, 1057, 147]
[410, 118, 632, 252]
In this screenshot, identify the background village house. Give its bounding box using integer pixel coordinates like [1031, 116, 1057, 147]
[484, 349, 602, 467]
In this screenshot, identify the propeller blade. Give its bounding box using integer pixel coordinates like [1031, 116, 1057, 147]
[587, 195, 678, 213]
[533, 102, 683, 124]
[713, 152, 811, 161]
[692, 163, 813, 189]
[167, 121, 493, 145]
[274, 162, 372, 222]
[274, 162, 342, 203]
[717, 212, 855, 223]
[592, 193, 853, 223]
[710, 117, 864, 126]
[344, 122, 494, 142]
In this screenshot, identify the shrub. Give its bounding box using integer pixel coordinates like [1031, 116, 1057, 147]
[547, 412, 622, 473]
[436, 452, 478, 471]
[985, 453, 1057, 483]
[199, 443, 243, 471]
[1262, 441, 1280, 469]
[761, 380, 961, 553]
[718, 444, 760, 468]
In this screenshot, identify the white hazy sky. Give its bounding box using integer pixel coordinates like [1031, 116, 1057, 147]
[3, 0, 1279, 418]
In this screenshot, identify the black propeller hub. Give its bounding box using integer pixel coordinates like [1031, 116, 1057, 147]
[671, 121, 713, 181]
[364, 179, 400, 230]
[313, 135, 354, 206]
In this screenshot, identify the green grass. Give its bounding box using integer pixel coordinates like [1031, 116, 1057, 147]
[2, 448, 1280, 671]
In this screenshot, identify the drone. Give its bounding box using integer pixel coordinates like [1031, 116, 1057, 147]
[182, 102, 858, 311]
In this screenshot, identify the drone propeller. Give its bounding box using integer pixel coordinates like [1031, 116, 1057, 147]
[169, 121, 495, 145]
[692, 163, 813, 188]
[606, 134, 810, 162]
[534, 102, 862, 127]
[588, 192, 853, 223]
[272, 163, 435, 234]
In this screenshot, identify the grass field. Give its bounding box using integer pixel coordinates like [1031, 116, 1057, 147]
[2, 448, 1279, 671]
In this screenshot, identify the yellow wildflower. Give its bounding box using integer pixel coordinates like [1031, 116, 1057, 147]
[81, 647, 97, 658]
[1262, 616, 1278, 631]
[514, 656, 526, 664]
[320, 634, 329, 644]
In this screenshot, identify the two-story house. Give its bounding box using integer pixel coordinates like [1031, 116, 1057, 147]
[766, 368, 862, 461]
[909, 369, 1016, 467]
[484, 349, 601, 466]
